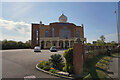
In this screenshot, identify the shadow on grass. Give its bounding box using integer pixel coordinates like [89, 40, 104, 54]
[96, 66, 113, 75]
[83, 54, 108, 79]
[82, 52, 120, 79]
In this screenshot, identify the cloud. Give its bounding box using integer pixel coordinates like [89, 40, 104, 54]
[0, 18, 31, 42]
[104, 33, 118, 42]
[0, 18, 31, 35]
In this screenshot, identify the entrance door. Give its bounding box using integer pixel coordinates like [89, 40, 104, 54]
[41, 41, 44, 49]
[65, 41, 69, 49]
[60, 41, 63, 49]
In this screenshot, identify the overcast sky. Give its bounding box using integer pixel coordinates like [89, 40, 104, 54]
[0, 2, 119, 43]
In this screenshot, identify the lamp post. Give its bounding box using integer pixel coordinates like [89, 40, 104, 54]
[115, 10, 120, 44]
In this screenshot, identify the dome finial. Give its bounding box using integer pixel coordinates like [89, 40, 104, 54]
[59, 13, 67, 22]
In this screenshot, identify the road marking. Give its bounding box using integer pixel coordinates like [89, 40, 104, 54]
[1, 49, 29, 52]
[24, 75, 36, 80]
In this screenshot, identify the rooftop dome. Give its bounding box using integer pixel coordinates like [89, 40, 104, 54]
[59, 14, 67, 22]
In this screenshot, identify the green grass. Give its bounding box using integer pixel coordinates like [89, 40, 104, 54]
[83, 52, 120, 79]
[97, 70, 107, 78]
[96, 56, 111, 70]
[83, 70, 107, 79]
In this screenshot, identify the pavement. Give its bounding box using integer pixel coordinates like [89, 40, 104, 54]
[108, 55, 120, 79]
[2, 49, 66, 79]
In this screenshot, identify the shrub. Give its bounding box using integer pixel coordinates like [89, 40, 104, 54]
[44, 61, 51, 66]
[63, 48, 74, 74]
[49, 69, 56, 73]
[111, 48, 120, 53]
[62, 67, 66, 72]
[49, 54, 63, 70]
[38, 61, 44, 69]
[86, 49, 108, 60]
[43, 65, 51, 71]
[38, 61, 52, 71]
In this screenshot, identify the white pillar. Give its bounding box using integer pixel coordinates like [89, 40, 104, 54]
[63, 40, 65, 48]
[69, 40, 71, 48]
[51, 41, 52, 47]
[57, 41, 59, 48]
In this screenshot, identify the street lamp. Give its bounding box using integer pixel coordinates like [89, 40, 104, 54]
[115, 10, 120, 44]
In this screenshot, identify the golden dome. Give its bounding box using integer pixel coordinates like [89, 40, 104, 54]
[59, 14, 67, 22]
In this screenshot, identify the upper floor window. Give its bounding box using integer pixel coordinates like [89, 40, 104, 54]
[60, 27, 71, 38]
[45, 30, 49, 37]
[63, 27, 67, 38]
[52, 28, 54, 37]
[60, 29, 63, 38]
[76, 31, 80, 38]
[67, 30, 70, 38]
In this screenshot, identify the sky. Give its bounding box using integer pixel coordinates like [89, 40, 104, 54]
[0, 2, 119, 43]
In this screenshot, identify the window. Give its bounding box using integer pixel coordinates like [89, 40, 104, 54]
[76, 31, 80, 38]
[59, 27, 71, 38]
[52, 28, 54, 37]
[60, 29, 62, 38]
[36, 29, 38, 44]
[45, 30, 49, 37]
[63, 27, 67, 38]
[68, 30, 70, 38]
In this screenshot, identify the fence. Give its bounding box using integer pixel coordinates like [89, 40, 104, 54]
[84, 45, 119, 60]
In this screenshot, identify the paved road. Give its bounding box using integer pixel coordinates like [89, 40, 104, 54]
[2, 49, 66, 79]
[108, 55, 120, 79]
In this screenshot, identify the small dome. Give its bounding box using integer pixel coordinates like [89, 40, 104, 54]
[59, 14, 67, 22]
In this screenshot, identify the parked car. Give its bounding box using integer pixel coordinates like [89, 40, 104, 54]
[50, 46, 57, 52]
[34, 46, 41, 52]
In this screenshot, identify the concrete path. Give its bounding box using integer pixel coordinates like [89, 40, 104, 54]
[108, 55, 120, 79]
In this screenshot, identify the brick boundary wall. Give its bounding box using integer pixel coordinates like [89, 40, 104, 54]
[73, 43, 84, 75]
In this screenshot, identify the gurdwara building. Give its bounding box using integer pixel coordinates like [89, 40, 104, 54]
[31, 14, 86, 49]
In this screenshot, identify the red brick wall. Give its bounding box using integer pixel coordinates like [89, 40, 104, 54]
[31, 24, 40, 49]
[49, 22, 83, 38]
[73, 43, 83, 74]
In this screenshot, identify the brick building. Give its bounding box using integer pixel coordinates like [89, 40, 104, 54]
[31, 14, 86, 49]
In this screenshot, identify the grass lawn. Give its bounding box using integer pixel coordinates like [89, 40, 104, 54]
[83, 52, 120, 79]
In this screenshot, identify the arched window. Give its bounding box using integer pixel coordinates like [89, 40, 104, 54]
[52, 28, 54, 37]
[36, 29, 39, 44]
[76, 31, 80, 38]
[63, 27, 67, 38]
[60, 27, 71, 38]
[67, 30, 70, 38]
[45, 30, 49, 37]
[60, 29, 62, 38]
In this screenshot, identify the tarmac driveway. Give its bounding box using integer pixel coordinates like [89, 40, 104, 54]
[2, 49, 65, 79]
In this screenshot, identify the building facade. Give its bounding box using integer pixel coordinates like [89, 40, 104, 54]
[31, 14, 86, 49]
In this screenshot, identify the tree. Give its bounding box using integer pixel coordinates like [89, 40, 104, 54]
[85, 43, 91, 45]
[100, 35, 105, 43]
[25, 40, 31, 48]
[110, 41, 118, 46]
[96, 39, 103, 46]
